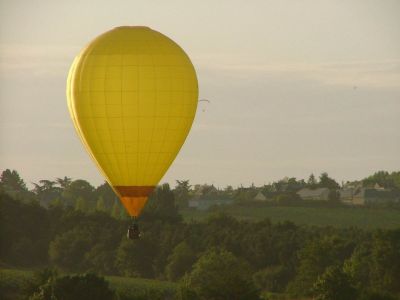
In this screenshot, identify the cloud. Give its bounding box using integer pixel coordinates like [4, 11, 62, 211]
[194, 53, 400, 89]
[0, 44, 79, 77]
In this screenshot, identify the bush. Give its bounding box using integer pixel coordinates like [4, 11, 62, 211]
[165, 242, 196, 281]
[30, 273, 115, 300]
[312, 265, 357, 300]
[178, 248, 260, 300]
[253, 265, 292, 293]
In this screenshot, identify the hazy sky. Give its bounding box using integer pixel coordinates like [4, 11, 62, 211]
[1, 0, 399, 188]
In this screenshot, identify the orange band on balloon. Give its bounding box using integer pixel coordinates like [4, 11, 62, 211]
[113, 186, 155, 217]
[114, 186, 155, 197]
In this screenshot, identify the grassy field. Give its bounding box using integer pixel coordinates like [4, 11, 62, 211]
[0, 268, 177, 300]
[181, 205, 400, 229]
[1, 268, 307, 300]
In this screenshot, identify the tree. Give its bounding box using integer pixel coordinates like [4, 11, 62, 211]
[0, 192, 50, 266]
[307, 174, 317, 188]
[166, 241, 196, 281]
[111, 201, 121, 219]
[319, 172, 340, 190]
[96, 196, 107, 212]
[345, 229, 400, 294]
[0, 169, 27, 192]
[115, 237, 157, 278]
[74, 196, 88, 212]
[0, 169, 32, 200]
[142, 184, 181, 223]
[48, 227, 94, 272]
[174, 180, 191, 209]
[55, 176, 72, 189]
[179, 248, 260, 300]
[62, 179, 95, 208]
[368, 230, 400, 293]
[94, 182, 119, 209]
[312, 265, 357, 300]
[30, 273, 115, 300]
[253, 265, 292, 293]
[362, 171, 395, 189]
[287, 235, 355, 296]
[33, 180, 61, 207]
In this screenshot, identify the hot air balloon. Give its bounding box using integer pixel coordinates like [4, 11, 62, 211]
[66, 26, 198, 239]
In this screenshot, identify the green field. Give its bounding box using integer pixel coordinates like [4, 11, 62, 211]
[181, 205, 400, 229]
[0, 269, 177, 300]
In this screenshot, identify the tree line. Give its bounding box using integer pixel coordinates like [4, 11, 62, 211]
[2, 169, 400, 212]
[1, 169, 400, 299]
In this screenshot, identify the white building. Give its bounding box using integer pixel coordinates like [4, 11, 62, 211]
[253, 191, 267, 201]
[297, 188, 330, 201]
[188, 198, 233, 211]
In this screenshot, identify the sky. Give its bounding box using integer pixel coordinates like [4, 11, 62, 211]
[0, 0, 399, 188]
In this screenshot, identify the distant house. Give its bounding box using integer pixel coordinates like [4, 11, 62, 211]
[314, 183, 400, 205]
[297, 188, 330, 201]
[340, 185, 399, 206]
[188, 198, 233, 211]
[253, 191, 267, 201]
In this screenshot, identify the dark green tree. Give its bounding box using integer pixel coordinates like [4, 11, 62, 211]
[0, 169, 32, 200]
[307, 173, 317, 188]
[48, 227, 94, 272]
[0, 192, 50, 266]
[142, 184, 181, 223]
[174, 180, 191, 209]
[288, 235, 355, 296]
[253, 265, 292, 293]
[319, 172, 340, 190]
[62, 179, 95, 208]
[312, 265, 357, 300]
[55, 176, 72, 189]
[33, 180, 62, 207]
[30, 273, 115, 300]
[96, 196, 107, 212]
[180, 248, 260, 300]
[94, 182, 119, 209]
[115, 237, 157, 278]
[74, 196, 88, 212]
[110, 201, 121, 219]
[166, 241, 196, 281]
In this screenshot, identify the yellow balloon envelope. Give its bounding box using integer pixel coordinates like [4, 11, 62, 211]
[66, 26, 198, 216]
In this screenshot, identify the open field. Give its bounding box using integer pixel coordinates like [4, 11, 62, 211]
[181, 205, 400, 229]
[0, 269, 177, 300]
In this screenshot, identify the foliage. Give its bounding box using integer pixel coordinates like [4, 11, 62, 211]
[0, 269, 34, 300]
[29, 273, 115, 300]
[253, 265, 293, 293]
[319, 172, 340, 190]
[0, 192, 51, 266]
[363, 171, 400, 190]
[1, 170, 400, 299]
[345, 229, 400, 294]
[0, 269, 177, 300]
[115, 237, 158, 278]
[179, 248, 260, 300]
[312, 265, 357, 300]
[49, 227, 94, 272]
[174, 180, 192, 209]
[107, 275, 176, 300]
[287, 235, 356, 295]
[0, 169, 33, 201]
[141, 183, 182, 223]
[165, 241, 197, 281]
